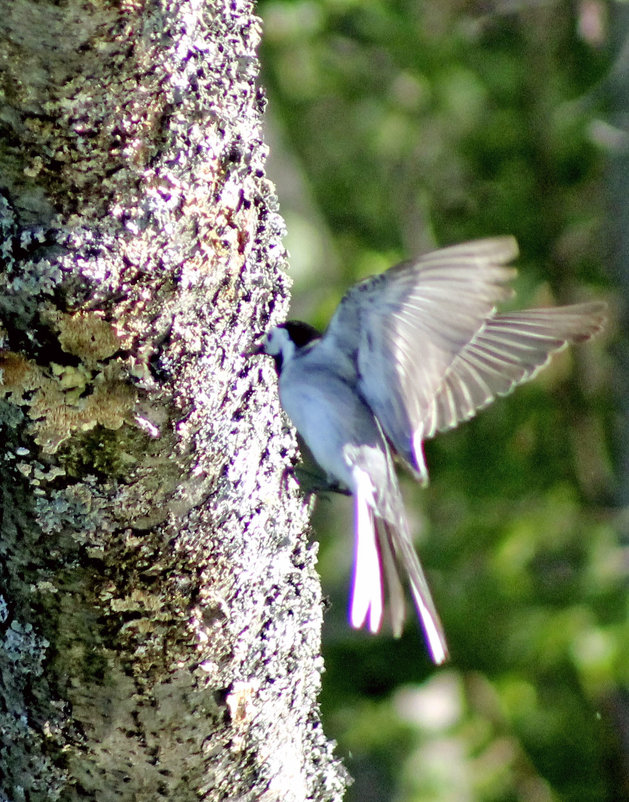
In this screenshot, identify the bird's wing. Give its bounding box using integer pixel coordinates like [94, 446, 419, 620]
[325, 237, 520, 481]
[419, 302, 607, 442]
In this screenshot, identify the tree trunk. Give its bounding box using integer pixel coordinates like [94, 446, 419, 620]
[0, 1, 347, 799]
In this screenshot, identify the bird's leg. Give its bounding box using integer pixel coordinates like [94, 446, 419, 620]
[282, 464, 351, 496]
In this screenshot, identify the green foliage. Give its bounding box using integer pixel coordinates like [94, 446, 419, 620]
[259, 1, 621, 799]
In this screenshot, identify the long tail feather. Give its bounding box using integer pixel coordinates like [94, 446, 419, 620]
[348, 426, 448, 662]
[389, 526, 449, 664]
[376, 520, 406, 638]
[350, 471, 384, 633]
[353, 497, 448, 662]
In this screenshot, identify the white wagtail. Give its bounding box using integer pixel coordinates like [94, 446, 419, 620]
[253, 236, 606, 663]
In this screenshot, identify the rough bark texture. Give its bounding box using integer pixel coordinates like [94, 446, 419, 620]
[0, 1, 347, 800]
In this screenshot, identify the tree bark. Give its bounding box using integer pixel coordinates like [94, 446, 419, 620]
[0, 1, 347, 799]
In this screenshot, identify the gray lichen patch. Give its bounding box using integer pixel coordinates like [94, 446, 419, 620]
[0, 0, 348, 797]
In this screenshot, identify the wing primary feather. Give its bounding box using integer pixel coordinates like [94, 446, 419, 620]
[422, 301, 608, 438]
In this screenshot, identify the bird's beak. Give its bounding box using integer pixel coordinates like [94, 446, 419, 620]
[242, 342, 265, 358]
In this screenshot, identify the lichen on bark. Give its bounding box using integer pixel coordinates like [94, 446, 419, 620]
[0, 1, 347, 800]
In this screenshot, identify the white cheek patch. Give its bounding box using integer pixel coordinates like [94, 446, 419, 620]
[265, 327, 295, 359]
[265, 330, 281, 355]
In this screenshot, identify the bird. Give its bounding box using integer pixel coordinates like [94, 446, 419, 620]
[252, 236, 606, 664]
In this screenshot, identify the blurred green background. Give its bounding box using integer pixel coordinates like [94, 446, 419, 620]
[257, 1, 627, 799]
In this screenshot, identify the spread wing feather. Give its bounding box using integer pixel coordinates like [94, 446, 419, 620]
[325, 237, 519, 475]
[420, 304, 607, 439]
[324, 237, 606, 482]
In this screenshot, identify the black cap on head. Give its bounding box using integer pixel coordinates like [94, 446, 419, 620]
[282, 320, 321, 347]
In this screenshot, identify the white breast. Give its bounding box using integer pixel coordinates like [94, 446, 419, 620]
[278, 347, 377, 492]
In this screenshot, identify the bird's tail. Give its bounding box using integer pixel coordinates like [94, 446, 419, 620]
[350, 471, 448, 664]
[378, 517, 449, 664]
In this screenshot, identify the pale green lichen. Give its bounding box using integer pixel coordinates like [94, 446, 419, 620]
[0, 345, 137, 453]
[51, 311, 122, 365]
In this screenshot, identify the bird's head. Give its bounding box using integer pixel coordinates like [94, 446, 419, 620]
[250, 321, 321, 371]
